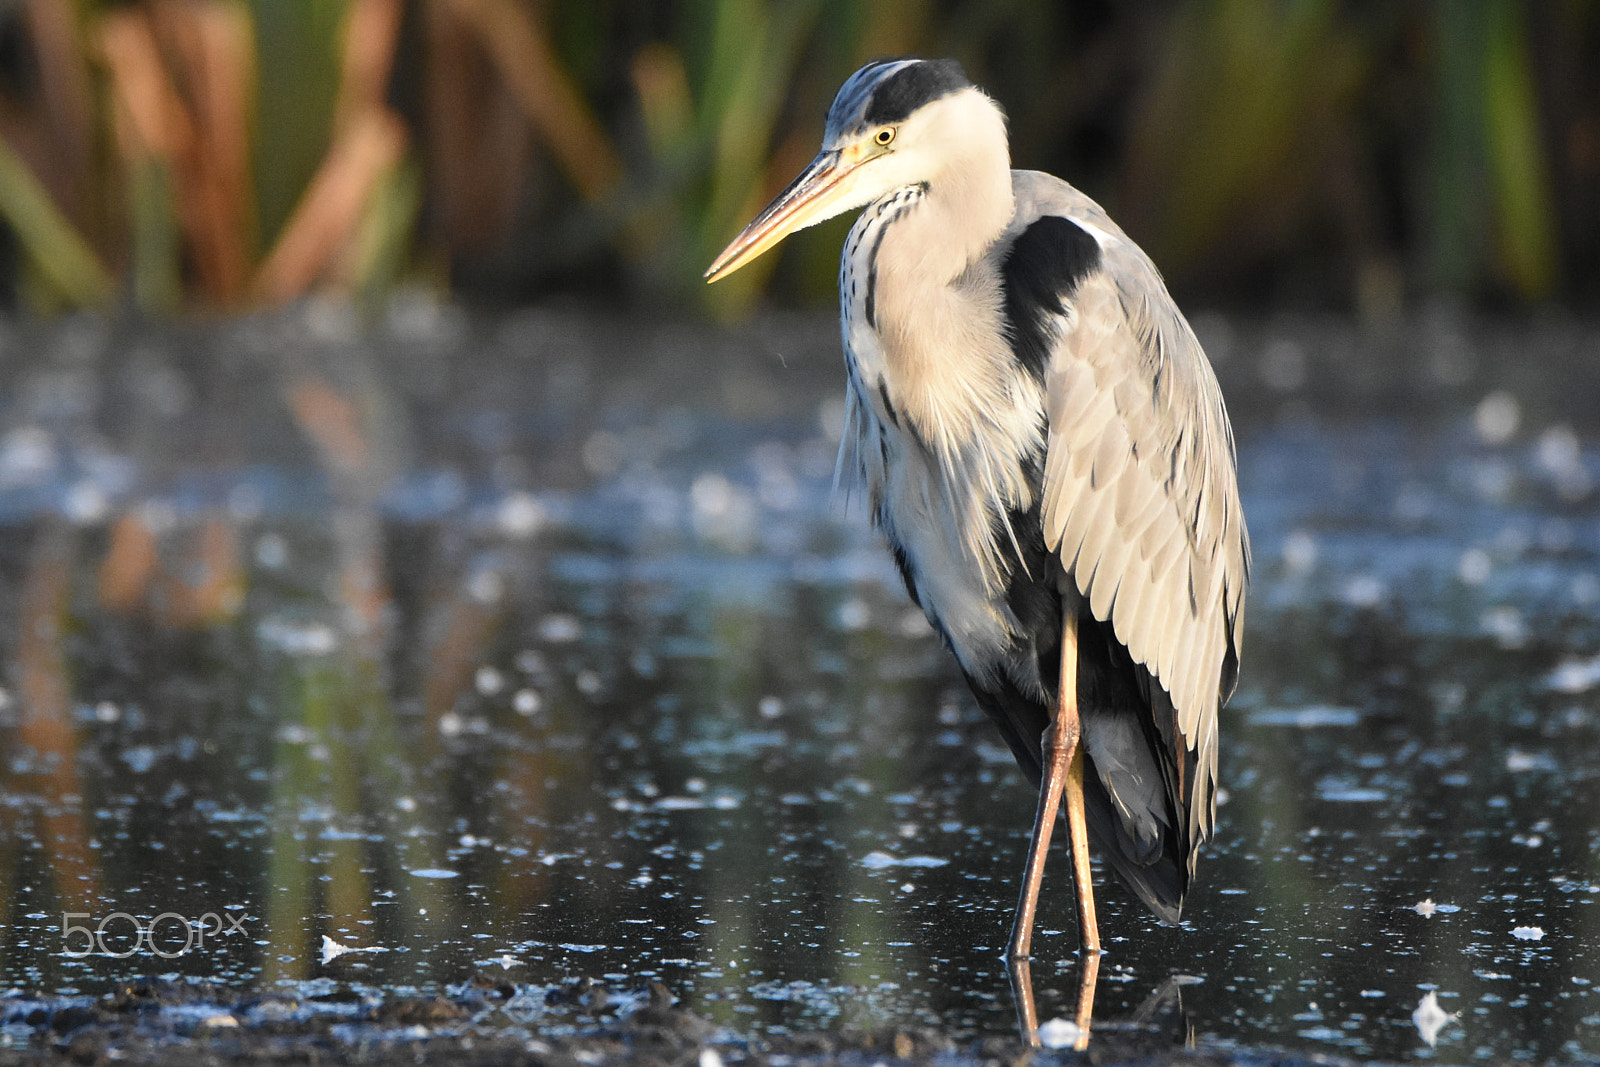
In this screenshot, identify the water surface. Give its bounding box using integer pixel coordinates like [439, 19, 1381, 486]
[1, 303, 1599, 1061]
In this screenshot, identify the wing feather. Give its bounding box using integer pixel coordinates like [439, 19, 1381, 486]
[1067, 398, 1116, 479]
[1015, 173, 1250, 848]
[1090, 416, 1131, 490]
[1052, 358, 1100, 429]
[1152, 571, 1185, 682]
[1089, 524, 1134, 621]
[1112, 569, 1151, 660]
[1113, 457, 1157, 528]
[1060, 470, 1115, 575]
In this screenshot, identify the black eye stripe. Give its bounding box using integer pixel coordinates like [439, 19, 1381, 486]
[860, 58, 970, 126]
[824, 58, 971, 141]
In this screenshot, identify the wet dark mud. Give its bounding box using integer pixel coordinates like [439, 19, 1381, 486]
[0, 972, 1318, 1067]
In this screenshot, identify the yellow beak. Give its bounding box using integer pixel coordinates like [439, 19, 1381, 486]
[704, 147, 866, 283]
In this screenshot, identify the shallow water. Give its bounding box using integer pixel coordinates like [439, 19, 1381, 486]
[1, 302, 1599, 1061]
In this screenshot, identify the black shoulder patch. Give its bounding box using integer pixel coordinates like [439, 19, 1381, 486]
[862, 59, 971, 126]
[1000, 215, 1102, 384]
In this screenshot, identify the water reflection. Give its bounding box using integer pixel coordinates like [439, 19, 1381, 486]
[0, 305, 1598, 1061]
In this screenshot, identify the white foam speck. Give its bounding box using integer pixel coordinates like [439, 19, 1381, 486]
[1412, 990, 1454, 1047]
[1249, 705, 1361, 727]
[1037, 1017, 1085, 1049]
[475, 666, 505, 696]
[1474, 391, 1520, 445]
[498, 493, 545, 538]
[1547, 653, 1600, 694]
[860, 851, 949, 870]
[538, 614, 582, 643]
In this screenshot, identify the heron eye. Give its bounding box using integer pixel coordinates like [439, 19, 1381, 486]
[873, 127, 895, 147]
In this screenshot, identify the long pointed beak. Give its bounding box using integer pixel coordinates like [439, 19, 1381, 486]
[704, 148, 863, 283]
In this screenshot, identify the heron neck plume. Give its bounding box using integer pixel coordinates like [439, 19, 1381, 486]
[871, 89, 1022, 452]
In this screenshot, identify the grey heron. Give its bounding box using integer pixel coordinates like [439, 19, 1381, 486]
[706, 58, 1249, 1045]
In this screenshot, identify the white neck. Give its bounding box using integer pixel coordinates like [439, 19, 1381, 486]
[869, 90, 1021, 445]
[876, 90, 1015, 287]
[850, 88, 1043, 594]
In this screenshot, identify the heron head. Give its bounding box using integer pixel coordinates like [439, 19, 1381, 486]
[705, 58, 1007, 282]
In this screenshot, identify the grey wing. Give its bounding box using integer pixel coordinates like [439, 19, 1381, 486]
[1021, 177, 1250, 848]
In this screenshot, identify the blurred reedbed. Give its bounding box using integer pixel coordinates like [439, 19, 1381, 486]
[0, 0, 1592, 319]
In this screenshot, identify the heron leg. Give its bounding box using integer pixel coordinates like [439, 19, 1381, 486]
[1064, 740, 1101, 1049]
[1065, 728, 1101, 955]
[1006, 608, 1100, 1048]
[1005, 609, 1077, 964]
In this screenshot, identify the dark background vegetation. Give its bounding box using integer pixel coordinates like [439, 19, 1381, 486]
[0, 0, 1595, 321]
